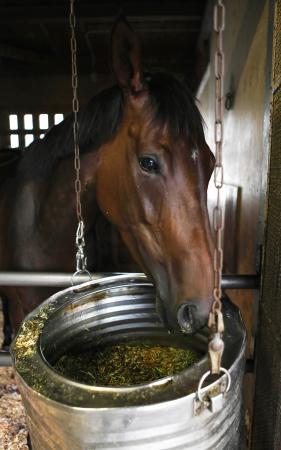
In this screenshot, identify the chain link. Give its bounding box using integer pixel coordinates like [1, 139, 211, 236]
[69, 0, 88, 273]
[212, 0, 225, 311]
[205, 0, 227, 376]
[70, 0, 83, 224]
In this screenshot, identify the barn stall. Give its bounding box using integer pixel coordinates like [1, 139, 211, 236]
[0, 0, 280, 448]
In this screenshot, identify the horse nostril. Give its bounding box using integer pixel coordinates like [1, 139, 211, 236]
[177, 304, 198, 334]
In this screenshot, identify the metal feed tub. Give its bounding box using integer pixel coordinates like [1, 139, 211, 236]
[11, 274, 246, 450]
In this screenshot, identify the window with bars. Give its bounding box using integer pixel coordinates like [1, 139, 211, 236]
[8, 113, 64, 148]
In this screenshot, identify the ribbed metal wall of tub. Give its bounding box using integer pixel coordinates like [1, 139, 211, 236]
[11, 274, 246, 450]
[40, 283, 207, 364]
[15, 352, 244, 450]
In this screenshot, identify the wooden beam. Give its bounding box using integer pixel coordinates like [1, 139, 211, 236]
[83, 21, 200, 34]
[0, 44, 50, 63]
[0, 2, 204, 23]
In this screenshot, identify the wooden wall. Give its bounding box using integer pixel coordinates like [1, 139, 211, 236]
[252, 0, 281, 446]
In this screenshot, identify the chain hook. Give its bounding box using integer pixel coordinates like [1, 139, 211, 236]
[75, 220, 87, 271]
[71, 220, 92, 285]
[208, 308, 225, 374]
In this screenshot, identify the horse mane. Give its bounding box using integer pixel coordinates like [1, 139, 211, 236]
[18, 72, 205, 178]
[18, 85, 123, 178]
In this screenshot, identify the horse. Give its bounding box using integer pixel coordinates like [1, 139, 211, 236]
[0, 18, 215, 336]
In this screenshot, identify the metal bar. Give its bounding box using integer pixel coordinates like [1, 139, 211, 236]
[0, 272, 108, 287]
[0, 351, 11, 366]
[0, 272, 260, 289]
[222, 274, 260, 290]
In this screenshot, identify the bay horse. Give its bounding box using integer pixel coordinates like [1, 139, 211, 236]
[0, 18, 215, 336]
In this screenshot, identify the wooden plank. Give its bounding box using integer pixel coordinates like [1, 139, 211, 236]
[0, 44, 49, 63]
[0, 2, 205, 23]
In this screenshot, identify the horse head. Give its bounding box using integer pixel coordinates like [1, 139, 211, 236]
[95, 19, 215, 333]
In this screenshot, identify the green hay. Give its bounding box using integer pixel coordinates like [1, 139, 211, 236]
[54, 343, 200, 387]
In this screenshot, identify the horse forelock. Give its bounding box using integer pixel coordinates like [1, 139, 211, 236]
[17, 72, 205, 179]
[146, 72, 206, 151]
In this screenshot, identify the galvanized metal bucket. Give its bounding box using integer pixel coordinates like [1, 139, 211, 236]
[11, 274, 246, 450]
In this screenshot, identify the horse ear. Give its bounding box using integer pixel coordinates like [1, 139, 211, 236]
[111, 17, 144, 94]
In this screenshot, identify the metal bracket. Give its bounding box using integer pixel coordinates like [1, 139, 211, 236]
[193, 368, 231, 416]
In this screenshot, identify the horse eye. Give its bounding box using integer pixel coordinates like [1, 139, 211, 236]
[138, 156, 160, 174]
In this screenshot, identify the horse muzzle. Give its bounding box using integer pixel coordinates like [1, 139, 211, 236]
[155, 294, 210, 334]
[177, 302, 207, 334]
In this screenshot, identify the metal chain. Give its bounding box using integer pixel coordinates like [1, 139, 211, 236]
[213, 0, 225, 312]
[69, 0, 88, 275]
[207, 0, 226, 375]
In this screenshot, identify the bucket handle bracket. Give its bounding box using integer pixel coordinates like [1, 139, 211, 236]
[193, 367, 231, 416]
